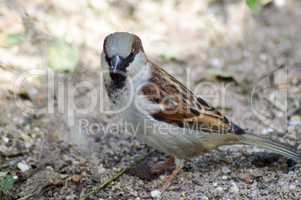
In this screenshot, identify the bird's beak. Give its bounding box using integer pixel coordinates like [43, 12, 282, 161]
[110, 55, 124, 73]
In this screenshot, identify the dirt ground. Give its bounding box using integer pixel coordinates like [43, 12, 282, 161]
[0, 0, 301, 199]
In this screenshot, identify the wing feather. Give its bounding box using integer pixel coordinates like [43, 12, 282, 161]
[141, 62, 244, 135]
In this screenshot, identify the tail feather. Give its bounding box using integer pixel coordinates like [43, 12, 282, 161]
[240, 134, 300, 161]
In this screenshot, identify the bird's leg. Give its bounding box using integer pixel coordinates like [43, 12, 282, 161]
[160, 159, 184, 192]
[150, 155, 175, 175]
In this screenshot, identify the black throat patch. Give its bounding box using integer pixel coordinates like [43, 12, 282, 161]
[105, 52, 135, 95]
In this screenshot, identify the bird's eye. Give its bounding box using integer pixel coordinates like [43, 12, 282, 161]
[127, 52, 135, 62]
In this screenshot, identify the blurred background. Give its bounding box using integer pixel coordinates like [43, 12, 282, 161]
[0, 0, 301, 199]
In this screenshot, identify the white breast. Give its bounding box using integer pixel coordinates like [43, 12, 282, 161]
[124, 95, 210, 159]
[105, 57, 212, 159]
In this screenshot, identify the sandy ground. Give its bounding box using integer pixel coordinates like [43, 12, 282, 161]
[0, 0, 301, 199]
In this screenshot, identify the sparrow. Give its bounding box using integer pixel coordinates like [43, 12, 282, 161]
[101, 32, 300, 191]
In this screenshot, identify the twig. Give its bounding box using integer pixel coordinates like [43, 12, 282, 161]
[259, 64, 285, 86]
[79, 153, 150, 200]
[17, 192, 36, 200]
[0, 151, 29, 159]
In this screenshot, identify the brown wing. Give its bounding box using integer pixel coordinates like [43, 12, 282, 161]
[141, 62, 245, 135]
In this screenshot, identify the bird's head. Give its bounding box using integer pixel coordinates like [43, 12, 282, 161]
[102, 32, 147, 87]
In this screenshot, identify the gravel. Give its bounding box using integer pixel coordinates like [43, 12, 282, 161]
[0, 0, 301, 199]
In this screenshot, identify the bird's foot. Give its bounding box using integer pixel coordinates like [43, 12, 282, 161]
[160, 159, 184, 194]
[160, 165, 182, 193]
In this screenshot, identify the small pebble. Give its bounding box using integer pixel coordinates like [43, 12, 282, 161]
[97, 164, 106, 174]
[210, 58, 223, 68]
[150, 190, 161, 199]
[259, 53, 267, 61]
[230, 182, 239, 194]
[221, 166, 231, 174]
[215, 186, 223, 195]
[289, 184, 296, 191]
[262, 128, 274, 135]
[274, 0, 286, 7]
[243, 175, 253, 184]
[2, 136, 9, 143]
[195, 193, 209, 200]
[71, 175, 81, 184]
[66, 194, 77, 200]
[17, 162, 30, 172]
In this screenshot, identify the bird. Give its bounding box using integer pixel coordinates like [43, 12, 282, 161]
[101, 32, 300, 192]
